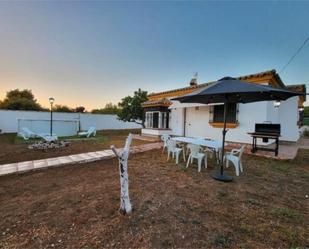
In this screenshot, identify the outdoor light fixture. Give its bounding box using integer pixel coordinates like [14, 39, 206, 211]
[49, 97, 55, 105]
[49, 97, 55, 137]
[274, 100, 281, 108]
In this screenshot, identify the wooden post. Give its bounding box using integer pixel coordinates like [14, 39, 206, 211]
[111, 133, 133, 215]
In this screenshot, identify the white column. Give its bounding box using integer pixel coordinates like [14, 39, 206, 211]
[158, 112, 162, 129]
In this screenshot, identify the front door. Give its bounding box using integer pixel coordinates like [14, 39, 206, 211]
[185, 107, 209, 137]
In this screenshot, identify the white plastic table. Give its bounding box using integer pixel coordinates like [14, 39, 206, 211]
[171, 136, 222, 163]
[171, 137, 222, 152]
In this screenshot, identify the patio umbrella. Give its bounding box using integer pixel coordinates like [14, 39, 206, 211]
[172, 77, 304, 182]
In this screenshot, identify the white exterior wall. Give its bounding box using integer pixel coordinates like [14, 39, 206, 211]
[265, 97, 300, 141]
[0, 110, 141, 136]
[165, 98, 300, 143]
[266, 101, 280, 124]
[179, 102, 267, 144]
[278, 96, 300, 141]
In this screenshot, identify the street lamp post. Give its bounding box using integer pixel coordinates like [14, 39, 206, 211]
[49, 97, 55, 136]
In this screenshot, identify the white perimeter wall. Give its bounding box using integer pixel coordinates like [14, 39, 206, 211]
[278, 96, 300, 141]
[168, 98, 300, 143]
[0, 110, 141, 135]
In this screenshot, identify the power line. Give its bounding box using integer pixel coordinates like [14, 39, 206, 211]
[280, 36, 309, 74]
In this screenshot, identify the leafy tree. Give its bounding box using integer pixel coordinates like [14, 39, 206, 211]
[0, 89, 45, 111]
[53, 105, 73, 113]
[91, 102, 120, 114]
[117, 89, 148, 127]
[74, 106, 86, 113]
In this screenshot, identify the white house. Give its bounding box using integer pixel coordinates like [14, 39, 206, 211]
[141, 70, 306, 145]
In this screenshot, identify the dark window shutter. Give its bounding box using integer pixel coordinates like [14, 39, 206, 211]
[213, 103, 237, 123]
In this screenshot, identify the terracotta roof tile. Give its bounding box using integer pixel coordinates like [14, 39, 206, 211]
[142, 98, 172, 107]
[148, 69, 284, 98]
[286, 84, 306, 101]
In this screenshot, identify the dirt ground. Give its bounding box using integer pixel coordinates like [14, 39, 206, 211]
[0, 148, 308, 249]
[0, 129, 151, 164]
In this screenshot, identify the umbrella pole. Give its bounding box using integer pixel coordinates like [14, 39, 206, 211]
[211, 102, 233, 182]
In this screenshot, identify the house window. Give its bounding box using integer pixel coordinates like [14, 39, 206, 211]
[145, 112, 153, 128]
[212, 103, 238, 123]
[145, 111, 169, 129]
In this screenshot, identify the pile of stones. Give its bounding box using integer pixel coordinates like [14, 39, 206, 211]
[28, 140, 70, 150]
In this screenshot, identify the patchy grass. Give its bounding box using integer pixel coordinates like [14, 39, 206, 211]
[269, 207, 302, 221]
[13, 129, 141, 144]
[213, 233, 232, 248]
[0, 148, 308, 248]
[277, 226, 301, 249]
[0, 129, 151, 164]
[217, 189, 228, 198]
[246, 197, 260, 206]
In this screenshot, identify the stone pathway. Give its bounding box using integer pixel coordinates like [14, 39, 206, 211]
[1, 137, 308, 177]
[0, 142, 163, 176]
[132, 134, 160, 142]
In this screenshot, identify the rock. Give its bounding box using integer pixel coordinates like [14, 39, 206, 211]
[28, 140, 70, 150]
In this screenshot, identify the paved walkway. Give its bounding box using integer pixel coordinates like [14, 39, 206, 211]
[0, 142, 163, 176]
[1, 137, 308, 176]
[227, 137, 309, 160]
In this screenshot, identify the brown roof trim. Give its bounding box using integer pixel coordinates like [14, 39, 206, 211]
[237, 69, 285, 88]
[148, 69, 284, 98]
[286, 84, 307, 101]
[141, 98, 172, 107]
[286, 84, 306, 92]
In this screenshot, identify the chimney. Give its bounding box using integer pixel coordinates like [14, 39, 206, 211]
[189, 72, 198, 86]
[190, 78, 197, 86]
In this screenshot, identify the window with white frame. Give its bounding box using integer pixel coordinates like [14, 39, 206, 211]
[209, 103, 238, 123]
[145, 111, 169, 129]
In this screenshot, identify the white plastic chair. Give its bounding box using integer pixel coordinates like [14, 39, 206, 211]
[186, 144, 207, 172]
[18, 127, 38, 140]
[39, 134, 58, 142]
[166, 139, 183, 164]
[225, 145, 245, 176]
[78, 126, 96, 138]
[161, 134, 171, 153]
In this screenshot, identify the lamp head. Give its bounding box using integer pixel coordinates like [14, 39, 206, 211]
[274, 100, 281, 108]
[49, 97, 55, 105]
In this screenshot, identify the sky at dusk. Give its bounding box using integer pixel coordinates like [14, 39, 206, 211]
[0, 1, 308, 110]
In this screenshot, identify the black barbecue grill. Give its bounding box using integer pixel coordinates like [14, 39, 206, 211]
[248, 123, 281, 156]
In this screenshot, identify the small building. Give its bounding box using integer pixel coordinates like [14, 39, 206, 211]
[141, 70, 306, 144]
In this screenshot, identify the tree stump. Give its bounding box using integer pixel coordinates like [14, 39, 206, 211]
[111, 133, 133, 215]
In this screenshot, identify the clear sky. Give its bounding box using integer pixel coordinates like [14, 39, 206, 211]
[0, 1, 308, 110]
